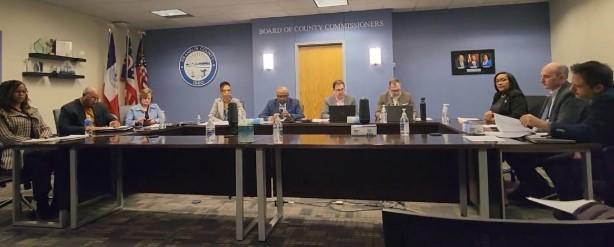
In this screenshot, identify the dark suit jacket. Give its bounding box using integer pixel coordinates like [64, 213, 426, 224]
[551, 87, 614, 145]
[490, 89, 528, 119]
[542, 82, 588, 124]
[58, 99, 116, 136]
[258, 98, 304, 120]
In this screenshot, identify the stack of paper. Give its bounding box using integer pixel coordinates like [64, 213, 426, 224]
[463, 135, 504, 143]
[527, 197, 595, 214]
[493, 113, 533, 138]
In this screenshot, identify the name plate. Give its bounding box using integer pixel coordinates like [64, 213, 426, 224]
[351, 124, 377, 136]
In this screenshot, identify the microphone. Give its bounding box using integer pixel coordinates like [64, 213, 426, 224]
[420, 97, 427, 121]
[359, 98, 370, 124]
[227, 102, 239, 129]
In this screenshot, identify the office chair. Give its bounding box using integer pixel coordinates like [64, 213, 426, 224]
[383, 208, 614, 247]
[52, 109, 61, 134]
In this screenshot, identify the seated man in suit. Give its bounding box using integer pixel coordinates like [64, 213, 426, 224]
[504, 63, 588, 200]
[518, 61, 613, 201]
[321, 79, 356, 119]
[58, 87, 120, 136]
[208, 81, 247, 122]
[258, 86, 304, 121]
[375, 78, 415, 122]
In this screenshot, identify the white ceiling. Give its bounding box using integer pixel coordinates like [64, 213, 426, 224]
[37, 0, 547, 30]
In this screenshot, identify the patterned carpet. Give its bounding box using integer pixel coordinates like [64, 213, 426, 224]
[0, 185, 552, 246]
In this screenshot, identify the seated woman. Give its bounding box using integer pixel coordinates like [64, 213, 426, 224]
[483, 72, 528, 123]
[209, 81, 246, 121]
[0, 80, 67, 220]
[125, 88, 163, 127]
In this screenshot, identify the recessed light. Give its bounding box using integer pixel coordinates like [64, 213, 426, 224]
[313, 0, 348, 8]
[151, 9, 189, 17]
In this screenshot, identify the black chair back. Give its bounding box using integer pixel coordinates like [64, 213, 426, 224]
[383, 209, 614, 247]
[52, 109, 61, 134]
[525, 95, 547, 117]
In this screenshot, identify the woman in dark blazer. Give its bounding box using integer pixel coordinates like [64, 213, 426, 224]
[483, 72, 528, 123]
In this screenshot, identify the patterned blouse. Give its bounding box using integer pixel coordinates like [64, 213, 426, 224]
[0, 107, 52, 169]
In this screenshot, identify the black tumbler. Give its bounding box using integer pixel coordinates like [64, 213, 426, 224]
[359, 98, 370, 124]
[227, 102, 238, 135]
[420, 97, 427, 121]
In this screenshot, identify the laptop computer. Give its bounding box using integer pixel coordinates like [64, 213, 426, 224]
[329, 105, 356, 123]
[386, 105, 413, 123]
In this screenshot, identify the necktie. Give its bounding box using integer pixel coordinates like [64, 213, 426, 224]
[541, 96, 553, 120]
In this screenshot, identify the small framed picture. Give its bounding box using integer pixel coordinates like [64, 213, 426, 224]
[451, 49, 495, 75]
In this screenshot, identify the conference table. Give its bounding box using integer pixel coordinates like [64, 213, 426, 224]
[6, 122, 598, 242]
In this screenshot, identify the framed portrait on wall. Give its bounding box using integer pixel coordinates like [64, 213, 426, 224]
[451, 49, 495, 75]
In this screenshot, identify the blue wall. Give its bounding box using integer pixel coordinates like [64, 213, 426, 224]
[145, 24, 253, 121]
[252, 9, 394, 116]
[393, 3, 551, 119]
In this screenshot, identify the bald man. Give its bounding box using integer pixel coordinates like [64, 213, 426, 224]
[258, 86, 304, 121]
[505, 62, 589, 201]
[58, 87, 120, 136]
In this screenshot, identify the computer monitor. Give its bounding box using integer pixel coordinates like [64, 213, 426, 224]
[386, 105, 413, 123]
[329, 105, 356, 123]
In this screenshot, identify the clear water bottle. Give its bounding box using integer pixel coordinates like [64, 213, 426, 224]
[380, 105, 387, 123]
[273, 113, 283, 143]
[84, 118, 94, 136]
[441, 104, 450, 125]
[206, 114, 215, 143]
[159, 110, 166, 129]
[196, 114, 202, 125]
[400, 108, 410, 136]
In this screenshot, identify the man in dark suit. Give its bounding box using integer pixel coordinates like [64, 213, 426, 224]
[258, 86, 304, 121]
[505, 63, 589, 200]
[518, 61, 613, 201]
[58, 87, 120, 136]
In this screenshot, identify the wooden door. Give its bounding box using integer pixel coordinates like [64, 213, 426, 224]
[298, 44, 343, 119]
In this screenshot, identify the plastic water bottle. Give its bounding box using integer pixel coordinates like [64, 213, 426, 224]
[400, 108, 410, 136]
[84, 118, 94, 136]
[380, 105, 387, 123]
[273, 113, 283, 143]
[159, 111, 166, 129]
[441, 104, 450, 125]
[206, 114, 215, 143]
[196, 114, 202, 125]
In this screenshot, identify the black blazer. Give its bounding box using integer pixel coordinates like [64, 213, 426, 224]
[58, 99, 116, 136]
[490, 89, 528, 119]
[551, 87, 614, 145]
[542, 82, 588, 124]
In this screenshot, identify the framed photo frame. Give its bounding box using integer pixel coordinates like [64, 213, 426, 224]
[451, 49, 495, 75]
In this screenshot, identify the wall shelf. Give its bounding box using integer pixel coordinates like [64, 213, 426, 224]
[22, 72, 85, 79]
[28, 53, 86, 62]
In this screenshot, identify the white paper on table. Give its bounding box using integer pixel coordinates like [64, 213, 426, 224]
[482, 124, 498, 128]
[213, 121, 229, 126]
[463, 135, 504, 142]
[23, 135, 87, 143]
[312, 119, 329, 123]
[493, 113, 532, 138]
[457, 117, 479, 124]
[527, 197, 595, 214]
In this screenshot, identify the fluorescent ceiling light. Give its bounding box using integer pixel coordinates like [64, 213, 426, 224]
[313, 0, 348, 8]
[151, 9, 189, 17]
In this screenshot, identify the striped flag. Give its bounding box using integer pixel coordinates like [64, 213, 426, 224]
[121, 36, 138, 105]
[103, 32, 119, 117]
[135, 35, 149, 90]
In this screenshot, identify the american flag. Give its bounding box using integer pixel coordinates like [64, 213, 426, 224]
[121, 36, 138, 105]
[135, 35, 149, 91]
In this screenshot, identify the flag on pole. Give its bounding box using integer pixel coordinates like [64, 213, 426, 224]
[103, 32, 119, 117]
[121, 36, 138, 105]
[135, 35, 149, 90]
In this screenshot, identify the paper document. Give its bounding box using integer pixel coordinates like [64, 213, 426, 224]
[493, 113, 532, 138]
[463, 135, 504, 142]
[213, 121, 229, 126]
[23, 135, 87, 143]
[312, 119, 329, 123]
[457, 117, 479, 124]
[527, 197, 595, 214]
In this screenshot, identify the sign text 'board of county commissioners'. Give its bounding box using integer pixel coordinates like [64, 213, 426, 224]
[179, 45, 218, 87]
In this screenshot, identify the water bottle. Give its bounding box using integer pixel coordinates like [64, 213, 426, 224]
[380, 105, 387, 123]
[273, 113, 283, 143]
[84, 118, 94, 136]
[419, 97, 427, 121]
[400, 108, 410, 136]
[196, 114, 202, 124]
[206, 114, 216, 143]
[159, 110, 166, 129]
[441, 104, 450, 125]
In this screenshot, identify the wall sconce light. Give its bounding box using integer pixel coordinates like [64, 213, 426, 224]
[263, 53, 274, 70]
[369, 47, 381, 65]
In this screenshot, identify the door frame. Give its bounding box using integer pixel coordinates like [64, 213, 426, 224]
[294, 41, 346, 100]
